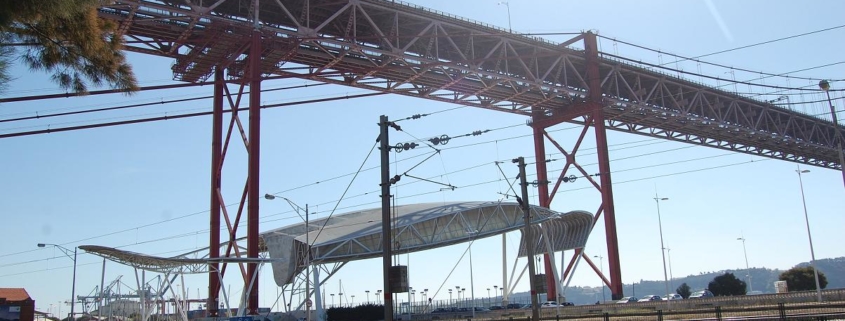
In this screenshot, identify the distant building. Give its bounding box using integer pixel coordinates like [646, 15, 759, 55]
[92, 300, 139, 319]
[0, 288, 35, 321]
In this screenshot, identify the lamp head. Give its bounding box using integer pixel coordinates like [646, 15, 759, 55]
[819, 80, 831, 92]
[497, 1, 508, 5]
[37, 243, 46, 248]
[264, 194, 276, 200]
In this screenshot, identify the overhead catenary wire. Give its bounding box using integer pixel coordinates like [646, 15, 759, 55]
[597, 24, 845, 82]
[705, 62, 845, 96]
[0, 93, 827, 262]
[0, 149, 788, 274]
[0, 82, 330, 123]
[306, 141, 378, 248]
[0, 130, 719, 265]
[600, 51, 845, 93]
[3, 92, 836, 262]
[0, 92, 388, 139]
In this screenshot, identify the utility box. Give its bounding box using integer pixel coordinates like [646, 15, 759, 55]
[532, 274, 548, 293]
[389, 265, 409, 293]
[774, 281, 788, 293]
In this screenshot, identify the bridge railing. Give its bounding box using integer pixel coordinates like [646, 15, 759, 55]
[369, 0, 563, 48]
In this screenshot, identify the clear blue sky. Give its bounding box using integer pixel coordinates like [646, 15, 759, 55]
[1, 0, 844, 315]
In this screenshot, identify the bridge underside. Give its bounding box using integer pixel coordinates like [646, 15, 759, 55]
[100, 0, 843, 169]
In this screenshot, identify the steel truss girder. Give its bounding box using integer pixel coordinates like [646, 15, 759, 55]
[99, 0, 842, 170]
[592, 63, 843, 169]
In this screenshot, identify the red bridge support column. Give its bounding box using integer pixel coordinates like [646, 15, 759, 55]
[246, 27, 262, 316]
[584, 32, 623, 300]
[208, 67, 224, 317]
[531, 32, 623, 301]
[532, 126, 558, 301]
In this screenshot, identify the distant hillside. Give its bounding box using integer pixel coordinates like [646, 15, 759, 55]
[506, 256, 845, 305]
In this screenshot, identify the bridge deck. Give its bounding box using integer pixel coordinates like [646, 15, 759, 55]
[99, 0, 843, 168]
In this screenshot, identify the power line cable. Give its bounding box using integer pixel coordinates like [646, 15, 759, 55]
[305, 141, 378, 248]
[0, 142, 777, 270]
[0, 83, 329, 123]
[0, 134, 670, 264]
[0, 92, 387, 139]
[598, 24, 845, 81]
[601, 51, 845, 92]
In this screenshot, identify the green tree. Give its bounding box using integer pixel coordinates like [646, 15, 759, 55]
[676, 282, 692, 299]
[779, 266, 827, 291]
[707, 272, 747, 296]
[0, 33, 13, 92]
[0, 0, 138, 94]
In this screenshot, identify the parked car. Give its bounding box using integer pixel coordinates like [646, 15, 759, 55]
[662, 293, 683, 301]
[689, 290, 714, 299]
[431, 308, 453, 314]
[489, 306, 503, 310]
[506, 303, 526, 309]
[638, 295, 662, 302]
[539, 301, 573, 308]
[540, 301, 559, 308]
[616, 296, 638, 304]
[471, 307, 490, 312]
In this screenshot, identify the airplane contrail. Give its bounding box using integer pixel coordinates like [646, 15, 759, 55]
[704, 0, 735, 42]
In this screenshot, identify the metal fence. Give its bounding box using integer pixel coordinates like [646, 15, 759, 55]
[405, 290, 845, 321]
[417, 302, 845, 321]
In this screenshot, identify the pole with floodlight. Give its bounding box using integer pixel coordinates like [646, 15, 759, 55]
[737, 237, 752, 292]
[653, 195, 671, 307]
[38, 243, 77, 321]
[264, 194, 313, 320]
[795, 168, 823, 302]
[818, 80, 845, 190]
[496, 2, 512, 33]
[593, 255, 606, 302]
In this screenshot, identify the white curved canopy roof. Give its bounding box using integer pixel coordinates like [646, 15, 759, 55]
[263, 201, 593, 286]
[80, 201, 594, 287]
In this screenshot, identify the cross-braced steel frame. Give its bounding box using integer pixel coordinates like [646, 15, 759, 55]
[530, 33, 622, 300]
[91, 0, 845, 313]
[207, 9, 265, 314]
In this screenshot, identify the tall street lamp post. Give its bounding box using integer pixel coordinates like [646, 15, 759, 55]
[818, 80, 845, 190]
[593, 255, 606, 302]
[666, 248, 674, 282]
[737, 237, 752, 292]
[496, 2, 512, 33]
[653, 195, 671, 307]
[38, 243, 77, 321]
[795, 168, 823, 302]
[264, 194, 313, 320]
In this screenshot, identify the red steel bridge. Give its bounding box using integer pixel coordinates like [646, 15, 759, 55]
[34, 0, 841, 316]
